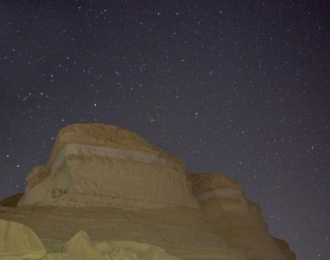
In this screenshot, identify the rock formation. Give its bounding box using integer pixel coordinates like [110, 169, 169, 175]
[0, 123, 295, 260]
[187, 172, 289, 260]
[63, 230, 181, 260]
[63, 230, 110, 260]
[0, 193, 23, 208]
[0, 219, 46, 259]
[19, 124, 198, 210]
[274, 238, 296, 260]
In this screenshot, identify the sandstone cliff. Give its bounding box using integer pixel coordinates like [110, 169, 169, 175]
[187, 172, 291, 260]
[19, 124, 198, 210]
[0, 123, 295, 260]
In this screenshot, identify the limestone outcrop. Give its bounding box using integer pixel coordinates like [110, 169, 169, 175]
[0, 123, 295, 260]
[19, 124, 198, 210]
[0, 219, 46, 259]
[187, 172, 288, 260]
[274, 238, 296, 260]
[0, 205, 244, 260]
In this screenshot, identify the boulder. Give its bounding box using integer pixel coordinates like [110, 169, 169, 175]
[63, 231, 181, 260]
[63, 230, 109, 260]
[0, 219, 46, 259]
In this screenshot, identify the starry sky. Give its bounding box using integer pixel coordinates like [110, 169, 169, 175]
[0, 0, 329, 259]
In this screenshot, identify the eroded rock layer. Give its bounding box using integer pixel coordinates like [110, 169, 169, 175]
[187, 172, 292, 260]
[0, 123, 295, 260]
[0, 206, 244, 260]
[19, 124, 198, 209]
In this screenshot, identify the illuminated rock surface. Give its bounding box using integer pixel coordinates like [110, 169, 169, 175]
[187, 172, 292, 260]
[18, 124, 198, 210]
[0, 219, 46, 259]
[0, 123, 295, 260]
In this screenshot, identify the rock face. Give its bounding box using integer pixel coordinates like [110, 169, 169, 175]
[19, 124, 198, 210]
[0, 124, 295, 260]
[274, 238, 296, 260]
[0, 219, 46, 259]
[0, 193, 23, 208]
[187, 172, 289, 260]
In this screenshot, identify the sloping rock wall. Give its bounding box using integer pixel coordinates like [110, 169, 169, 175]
[274, 238, 296, 260]
[187, 172, 288, 260]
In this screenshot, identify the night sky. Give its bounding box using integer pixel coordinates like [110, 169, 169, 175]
[1, 1, 329, 259]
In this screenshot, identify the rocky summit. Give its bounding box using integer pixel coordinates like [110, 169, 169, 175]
[0, 123, 295, 260]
